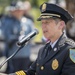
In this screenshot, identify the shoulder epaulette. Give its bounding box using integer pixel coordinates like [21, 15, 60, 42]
[66, 39, 75, 46]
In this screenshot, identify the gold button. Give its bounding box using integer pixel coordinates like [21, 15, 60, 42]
[41, 66, 44, 70]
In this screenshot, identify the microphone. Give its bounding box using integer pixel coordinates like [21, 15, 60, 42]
[17, 29, 39, 46]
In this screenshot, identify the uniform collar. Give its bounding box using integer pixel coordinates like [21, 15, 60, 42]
[50, 39, 58, 48]
[50, 32, 67, 49]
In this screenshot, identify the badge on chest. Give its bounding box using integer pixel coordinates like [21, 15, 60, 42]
[52, 59, 59, 70]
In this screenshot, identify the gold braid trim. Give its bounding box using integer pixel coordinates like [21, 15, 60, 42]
[41, 13, 61, 17]
[15, 70, 26, 75]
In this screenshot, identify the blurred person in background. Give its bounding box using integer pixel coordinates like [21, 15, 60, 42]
[23, 1, 34, 22]
[1, 1, 23, 73]
[0, 19, 8, 73]
[65, 0, 75, 41]
[5, 1, 34, 71]
[66, 19, 75, 41]
[1, 0, 34, 73]
[48, 0, 66, 8]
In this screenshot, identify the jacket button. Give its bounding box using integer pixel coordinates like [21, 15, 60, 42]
[41, 66, 44, 70]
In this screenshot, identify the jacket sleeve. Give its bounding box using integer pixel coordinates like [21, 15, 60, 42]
[8, 60, 37, 75]
[61, 48, 75, 75]
[8, 73, 16, 75]
[9, 47, 44, 75]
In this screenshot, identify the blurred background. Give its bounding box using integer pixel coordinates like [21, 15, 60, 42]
[0, 0, 75, 74]
[0, 0, 49, 42]
[0, 0, 75, 42]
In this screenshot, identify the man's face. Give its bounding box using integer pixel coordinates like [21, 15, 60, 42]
[10, 10, 24, 17]
[41, 18, 60, 40]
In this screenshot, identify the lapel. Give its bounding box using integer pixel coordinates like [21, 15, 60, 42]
[40, 33, 67, 65]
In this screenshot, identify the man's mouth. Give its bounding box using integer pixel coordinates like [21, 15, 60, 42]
[43, 31, 47, 33]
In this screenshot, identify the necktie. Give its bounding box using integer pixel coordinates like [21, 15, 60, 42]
[45, 44, 52, 58]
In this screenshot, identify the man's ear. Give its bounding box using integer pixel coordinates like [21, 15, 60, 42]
[58, 21, 65, 29]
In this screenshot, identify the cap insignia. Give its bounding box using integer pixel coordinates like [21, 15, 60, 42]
[42, 3, 46, 12]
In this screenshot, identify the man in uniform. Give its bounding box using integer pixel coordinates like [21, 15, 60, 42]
[1, 1, 34, 73]
[1, 2, 75, 75]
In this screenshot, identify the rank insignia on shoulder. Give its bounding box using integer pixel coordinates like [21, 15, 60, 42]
[70, 49, 75, 63]
[52, 59, 59, 70]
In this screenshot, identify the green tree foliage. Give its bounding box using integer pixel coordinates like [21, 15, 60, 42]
[30, 0, 48, 7]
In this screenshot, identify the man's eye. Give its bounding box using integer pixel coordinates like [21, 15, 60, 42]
[41, 21, 50, 24]
[45, 22, 49, 24]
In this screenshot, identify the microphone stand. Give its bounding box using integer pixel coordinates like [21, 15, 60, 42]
[0, 44, 25, 69]
[0, 29, 39, 69]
